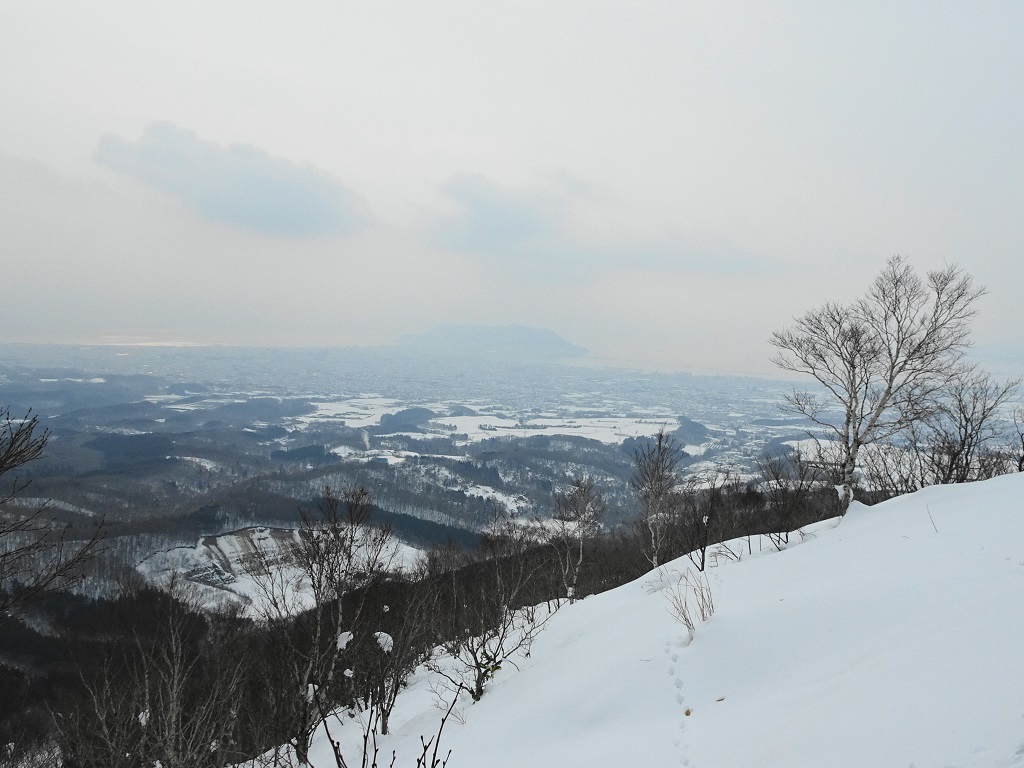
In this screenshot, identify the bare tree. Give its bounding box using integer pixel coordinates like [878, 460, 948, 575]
[771, 256, 985, 511]
[857, 436, 920, 501]
[431, 507, 552, 702]
[417, 539, 469, 579]
[549, 475, 606, 602]
[1013, 407, 1024, 473]
[755, 449, 825, 549]
[0, 408, 103, 621]
[630, 429, 684, 567]
[860, 370, 1018, 496]
[60, 580, 249, 768]
[354, 581, 437, 736]
[249, 485, 397, 767]
[683, 470, 737, 571]
[917, 369, 1018, 484]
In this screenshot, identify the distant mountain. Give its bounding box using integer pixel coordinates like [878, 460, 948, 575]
[398, 325, 587, 361]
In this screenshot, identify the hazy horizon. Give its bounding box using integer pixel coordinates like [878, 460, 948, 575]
[3, 3, 1023, 377]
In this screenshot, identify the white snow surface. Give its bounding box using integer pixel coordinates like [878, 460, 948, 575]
[299, 397, 403, 428]
[296, 473, 1024, 768]
[139, 528, 421, 614]
[174, 456, 223, 471]
[292, 397, 676, 446]
[440, 414, 672, 445]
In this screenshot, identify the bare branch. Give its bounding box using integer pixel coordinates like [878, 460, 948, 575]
[1, 407, 104, 620]
[770, 256, 985, 511]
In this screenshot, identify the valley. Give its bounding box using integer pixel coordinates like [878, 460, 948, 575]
[0, 342, 813, 596]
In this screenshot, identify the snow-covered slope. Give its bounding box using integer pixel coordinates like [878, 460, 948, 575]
[139, 527, 422, 611]
[304, 473, 1024, 768]
[138, 527, 303, 606]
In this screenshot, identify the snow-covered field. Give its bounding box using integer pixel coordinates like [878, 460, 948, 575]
[295, 473, 1024, 768]
[438, 414, 675, 445]
[298, 397, 406, 428]
[174, 455, 223, 471]
[294, 397, 678, 446]
[139, 527, 422, 614]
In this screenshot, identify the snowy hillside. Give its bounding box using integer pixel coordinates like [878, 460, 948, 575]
[138, 527, 304, 607]
[139, 527, 420, 610]
[298, 473, 1024, 768]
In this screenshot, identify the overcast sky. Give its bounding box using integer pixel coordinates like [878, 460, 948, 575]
[2, 2, 1022, 376]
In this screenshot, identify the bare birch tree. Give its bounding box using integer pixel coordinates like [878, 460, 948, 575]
[770, 256, 985, 511]
[549, 475, 605, 602]
[630, 429, 684, 567]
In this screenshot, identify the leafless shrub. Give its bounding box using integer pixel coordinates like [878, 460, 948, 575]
[755, 448, 825, 550]
[413, 682, 462, 768]
[429, 506, 554, 702]
[664, 568, 715, 638]
[708, 540, 742, 566]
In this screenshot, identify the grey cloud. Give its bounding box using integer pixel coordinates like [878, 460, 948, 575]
[437, 173, 565, 254]
[434, 172, 774, 281]
[648, 235, 777, 277]
[95, 122, 368, 237]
